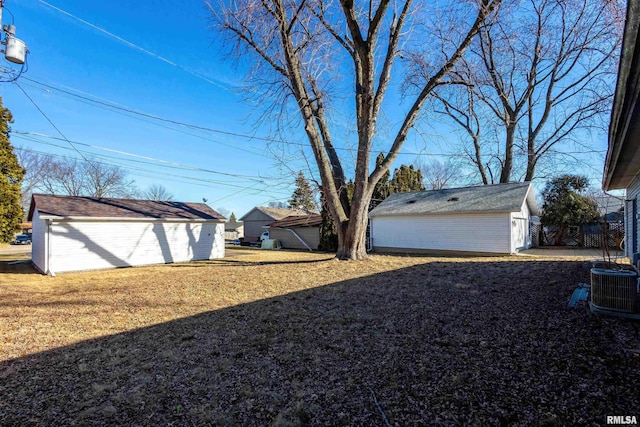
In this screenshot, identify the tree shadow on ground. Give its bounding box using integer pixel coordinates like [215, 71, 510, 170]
[1, 260, 638, 426]
[0, 260, 38, 274]
[170, 257, 336, 268]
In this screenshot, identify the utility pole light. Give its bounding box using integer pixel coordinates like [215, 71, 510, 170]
[0, 0, 28, 67]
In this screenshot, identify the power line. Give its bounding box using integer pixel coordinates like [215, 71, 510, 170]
[18, 77, 273, 157]
[37, 0, 234, 93]
[14, 144, 294, 196]
[14, 82, 91, 163]
[12, 130, 277, 182]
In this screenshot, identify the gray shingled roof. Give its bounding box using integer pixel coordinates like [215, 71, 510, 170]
[369, 182, 538, 217]
[28, 194, 226, 221]
[239, 206, 311, 221]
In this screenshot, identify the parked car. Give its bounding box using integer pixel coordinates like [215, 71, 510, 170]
[12, 234, 31, 245]
[260, 231, 270, 241]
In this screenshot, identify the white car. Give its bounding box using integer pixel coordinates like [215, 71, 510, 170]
[260, 231, 270, 241]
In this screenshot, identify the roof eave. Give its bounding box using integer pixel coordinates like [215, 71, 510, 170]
[37, 215, 225, 223]
[604, 0, 640, 191]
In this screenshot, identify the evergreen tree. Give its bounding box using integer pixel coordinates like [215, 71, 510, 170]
[319, 192, 338, 252]
[541, 175, 599, 245]
[288, 171, 317, 211]
[229, 212, 237, 222]
[389, 165, 425, 194]
[370, 153, 390, 210]
[0, 98, 25, 243]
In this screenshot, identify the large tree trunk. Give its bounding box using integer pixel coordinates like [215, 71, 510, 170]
[499, 123, 515, 183]
[336, 193, 370, 260]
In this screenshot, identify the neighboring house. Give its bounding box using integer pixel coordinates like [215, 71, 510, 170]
[591, 194, 625, 221]
[369, 182, 539, 255]
[239, 206, 309, 242]
[28, 194, 226, 275]
[224, 220, 244, 240]
[267, 214, 322, 250]
[604, 0, 640, 261]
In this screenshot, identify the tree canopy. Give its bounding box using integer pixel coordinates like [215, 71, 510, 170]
[540, 175, 599, 229]
[434, 0, 622, 184]
[288, 171, 317, 212]
[389, 165, 425, 194]
[212, 0, 500, 259]
[17, 151, 138, 201]
[0, 98, 25, 243]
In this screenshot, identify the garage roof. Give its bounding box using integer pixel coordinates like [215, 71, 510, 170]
[269, 214, 323, 228]
[369, 182, 539, 217]
[28, 194, 226, 221]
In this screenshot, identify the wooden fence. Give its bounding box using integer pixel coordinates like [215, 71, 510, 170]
[530, 222, 624, 249]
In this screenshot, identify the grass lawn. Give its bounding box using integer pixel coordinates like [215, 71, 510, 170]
[0, 248, 638, 425]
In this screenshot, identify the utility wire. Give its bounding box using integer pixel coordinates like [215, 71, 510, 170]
[19, 77, 609, 159]
[13, 130, 276, 182]
[14, 84, 294, 197]
[15, 82, 90, 163]
[37, 0, 234, 93]
[14, 144, 294, 196]
[19, 77, 273, 155]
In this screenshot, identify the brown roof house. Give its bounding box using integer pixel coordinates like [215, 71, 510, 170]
[239, 206, 310, 242]
[28, 194, 226, 275]
[267, 214, 323, 250]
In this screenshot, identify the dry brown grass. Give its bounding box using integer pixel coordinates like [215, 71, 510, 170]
[1, 248, 439, 360]
[1, 248, 639, 425]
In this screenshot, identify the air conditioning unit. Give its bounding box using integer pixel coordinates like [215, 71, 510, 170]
[590, 268, 640, 318]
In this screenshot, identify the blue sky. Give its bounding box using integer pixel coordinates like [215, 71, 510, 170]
[0, 0, 612, 217]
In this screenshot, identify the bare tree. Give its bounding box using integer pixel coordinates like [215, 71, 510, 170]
[17, 151, 138, 199]
[433, 0, 622, 184]
[143, 184, 175, 201]
[211, 0, 500, 259]
[418, 159, 462, 190]
[82, 159, 137, 198]
[15, 147, 54, 213]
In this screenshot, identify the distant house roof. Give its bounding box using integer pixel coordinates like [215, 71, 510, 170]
[269, 214, 323, 228]
[591, 194, 625, 217]
[28, 194, 226, 222]
[239, 206, 310, 221]
[225, 220, 244, 231]
[369, 182, 539, 217]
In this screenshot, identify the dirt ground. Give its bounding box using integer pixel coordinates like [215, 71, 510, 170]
[0, 247, 638, 426]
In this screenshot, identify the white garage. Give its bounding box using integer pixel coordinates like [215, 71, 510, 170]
[369, 182, 539, 255]
[28, 194, 226, 275]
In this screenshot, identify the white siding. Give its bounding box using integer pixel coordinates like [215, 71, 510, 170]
[31, 209, 48, 274]
[626, 174, 640, 258]
[44, 220, 224, 274]
[510, 201, 531, 252]
[371, 213, 511, 254]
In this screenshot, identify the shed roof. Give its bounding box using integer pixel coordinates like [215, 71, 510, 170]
[225, 220, 244, 231]
[269, 214, 323, 228]
[28, 194, 226, 221]
[369, 182, 539, 217]
[239, 206, 310, 221]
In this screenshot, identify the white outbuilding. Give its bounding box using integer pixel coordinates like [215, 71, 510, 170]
[368, 182, 539, 255]
[28, 194, 226, 275]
